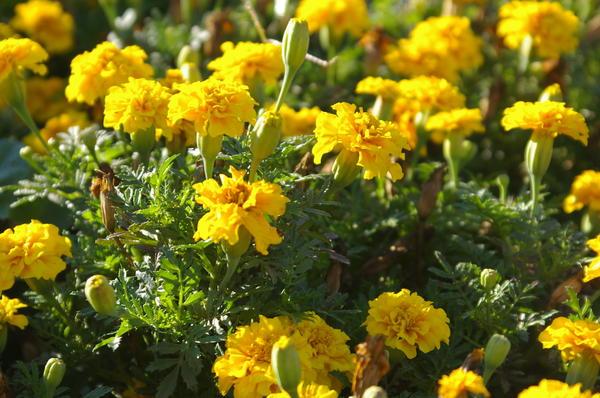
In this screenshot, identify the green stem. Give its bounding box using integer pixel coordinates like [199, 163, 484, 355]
[274, 69, 295, 113]
[249, 157, 259, 182]
[219, 255, 241, 291]
[530, 173, 540, 215]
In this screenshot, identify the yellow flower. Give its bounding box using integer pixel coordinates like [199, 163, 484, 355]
[193, 167, 289, 255]
[25, 77, 68, 123]
[392, 98, 420, 149]
[104, 78, 171, 134]
[385, 16, 482, 82]
[365, 289, 450, 358]
[498, 1, 580, 59]
[168, 78, 256, 138]
[65, 41, 153, 105]
[582, 236, 600, 283]
[0, 295, 28, 329]
[563, 171, 600, 214]
[267, 382, 338, 398]
[518, 379, 600, 398]
[295, 0, 369, 37]
[160, 69, 185, 89]
[437, 368, 490, 398]
[0, 220, 71, 291]
[312, 102, 409, 181]
[279, 104, 320, 137]
[355, 77, 401, 101]
[10, 0, 74, 54]
[207, 41, 284, 86]
[426, 108, 484, 144]
[25, 110, 90, 154]
[538, 317, 600, 363]
[0, 38, 48, 83]
[396, 76, 465, 114]
[501, 101, 588, 145]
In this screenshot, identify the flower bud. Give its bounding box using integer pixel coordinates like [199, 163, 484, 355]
[480, 269, 501, 291]
[177, 45, 200, 69]
[271, 336, 302, 396]
[85, 275, 117, 316]
[362, 386, 388, 398]
[539, 83, 563, 102]
[43, 358, 66, 393]
[525, 134, 554, 186]
[332, 150, 360, 190]
[250, 111, 282, 163]
[281, 18, 310, 76]
[483, 334, 511, 383]
[180, 62, 201, 83]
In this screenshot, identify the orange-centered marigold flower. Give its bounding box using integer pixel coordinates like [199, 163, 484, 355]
[0, 220, 71, 291]
[65, 41, 153, 105]
[501, 101, 589, 145]
[279, 104, 320, 137]
[365, 289, 450, 359]
[437, 368, 490, 398]
[518, 379, 600, 398]
[538, 317, 600, 364]
[564, 171, 600, 214]
[582, 236, 600, 283]
[0, 295, 28, 329]
[295, 0, 369, 37]
[312, 102, 409, 181]
[193, 167, 289, 255]
[356, 77, 402, 101]
[396, 76, 465, 114]
[0, 38, 48, 83]
[498, 1, 580, 59]
[426, 108, 484, 144]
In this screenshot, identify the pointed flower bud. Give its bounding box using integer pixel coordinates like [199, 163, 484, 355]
[271, 336, 302, 397]
[43, 358, 66, 394]
[250, 110, 283, 163]
[483, 334, 511, 383]
[539, 83, 563, 102]
[85, 275, 117, 316]
[480, 269, 501, 291]
[281, 18, 309, 76]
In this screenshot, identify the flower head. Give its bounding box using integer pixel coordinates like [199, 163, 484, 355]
[312, 102, 409, 181]
[208, 41, 284, 85]
[502, 101, 588, 145]
[563, 171, 600, 214]
[267, 382, 338, 398]
[168, 78, 256, 138]
[437, 368, 490, 398]
[295, 0, 369, 37]
[365, 289, 450, 358]
[65, 41, 153, 105]
[104, 78, 171, 134]
[10, 0, 74, 54]
[538, 317, 600, 363]
[0, 38, 48, 83]
[25, 77, 68, 123]
[582, 236, 600, 283]
[518, 379, 600, 398]
[0, 220, 71, 291]
[279, 104, 320, 137]
[356, 77, 402, 101]
[385, 16, 482, 81]
[193, 167, 289, 255]
[396, 76, 465, 114]
[426, 108, 484, 143]
[0, 295, 28, 329]
[498, 1, 580, 59]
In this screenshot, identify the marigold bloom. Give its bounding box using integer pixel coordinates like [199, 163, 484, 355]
[168, 78, 256, 138]
[104, 78, 171, 134]
[498, 1, 580, 59]
[0, 220, 71, 291]
[563, 171, 600, 214]
[385, 17, 482, 81]
[25, 77, 68, 123]
[312, 102, 409, 181]
[0, 38, 48, 83]
[518, 379, 600, 398]
[24, 110, 90, 154]
[295, 0, 369, 37]
[501, 101, 588, 145]
[10, 0, 74, 54]
[538, 317, 600, 363]
[279, 104, 320, 137]
[208, 41, 284, 85]
[65, 41, 153, 105]
[267, 382, 338, 398]
[396, 76, 465, 114]
[426, 108, 484, 144]
[193, 167, 288, 255]
[0, 295, 28, 329]
[437, 368, 490, 398]
[365, 289, 450, 358]
[356, 77, 402, 101]
[582, 236, 600, 283]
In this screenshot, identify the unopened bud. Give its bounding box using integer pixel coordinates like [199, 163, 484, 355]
[85, 275, 117, 316]
[177, 45, 200, 68]
[539, 84, 563, 102]
[483, 334, 511, 383]
[362, 386, 388, 398]
[180, 62, 201, 83]
[281, 18, 309, 76]
[250, 111, 282, 162]
[43, 358, 66, 394]
[480, 269, 500, 291]
[271, 336, 302, 396]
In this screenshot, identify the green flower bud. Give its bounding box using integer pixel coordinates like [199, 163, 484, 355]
[483, 334, 511, 383]
[43, 358, 66, 395]
[180, 62, 201, 83]
[362, 386, 388, 398]
[177, 45, 200, 68]
[250, 111, 282, 163]
[272, 336, 302, 397]
[539, 83, 563, 102]
[85, 275, 117, 316]
[566, 352, 600, 390]
[480, 269, 501, 291]
[281, 18, 310, 76]
[332, 150, 360, 190]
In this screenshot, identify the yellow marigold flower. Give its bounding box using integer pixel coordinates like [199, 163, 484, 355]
[10, 0, 74, 54]
[24, 110, 90, 154]
[356, 77, 401, 101]
[538, 317, 600, 363]
[0, 38, 48, 83]
[563, 171, 600, 214]
[396, 76, 465, 114]
[0, 295, 28, 329]
[426, 108, 484, 144]
[365, 289, 450, 358]
[193, 167, 289, 255]
[65, 41, 153, 105]
[279, 104, 320, 137]
[267, 381, 338, 398]
[0, 220, 71, 291]
[501, 101, 588, 145]
[160, 69, 185, 89]
[295, 0, 369, 37]
[168, 78, 256, 138]
[437, 368, 490, 398]
[25, 77, 68, 123]
[518, 379, 600, 398]
[103, 78, 171, 134]
[385, 16, 482, 82]
[498, 1, 580, 59]
[0, 23, 17, 40]
[582, 236, 600, 283]
[208, 41, 284, 86]
[312, 102, 409, 181]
